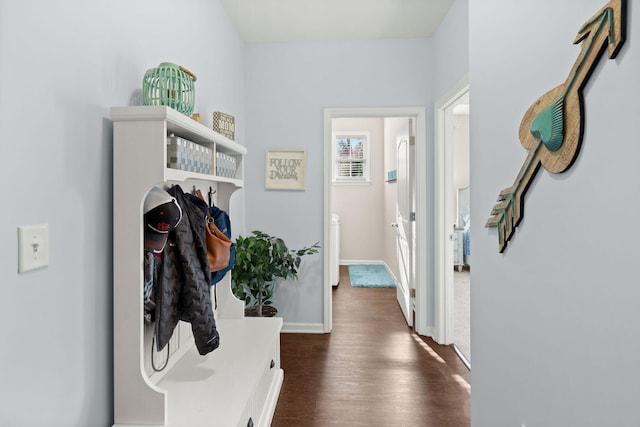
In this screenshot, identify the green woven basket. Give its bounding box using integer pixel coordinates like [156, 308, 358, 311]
[142, 62, 196, 116]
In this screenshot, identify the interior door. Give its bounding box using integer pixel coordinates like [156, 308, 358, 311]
[395, 133, 415, 327]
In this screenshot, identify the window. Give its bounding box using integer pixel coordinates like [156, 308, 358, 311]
[332, 132, 370, 183]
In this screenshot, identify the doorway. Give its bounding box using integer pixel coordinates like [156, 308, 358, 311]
[435, 76, 471, 367]
[323, 108, 427, 335]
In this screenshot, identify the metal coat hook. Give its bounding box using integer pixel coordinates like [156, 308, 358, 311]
[208, 186, 216, 207]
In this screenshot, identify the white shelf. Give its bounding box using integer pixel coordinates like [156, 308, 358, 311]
[110, 105, 247, 157]
[111, 106, 282, 427]
[165, 167, 244, 187]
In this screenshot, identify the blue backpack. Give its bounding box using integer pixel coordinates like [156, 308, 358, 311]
[208, 205, 235, 285]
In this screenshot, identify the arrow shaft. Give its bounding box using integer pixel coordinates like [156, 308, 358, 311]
[486, 141, 543, 230]
[506, 140, 543, 199]
[564, 8, 611, 97]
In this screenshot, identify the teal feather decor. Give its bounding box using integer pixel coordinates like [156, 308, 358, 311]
[530, 97, 565, 152]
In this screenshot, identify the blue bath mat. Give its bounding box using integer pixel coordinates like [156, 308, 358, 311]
[348, 264, 396, 288]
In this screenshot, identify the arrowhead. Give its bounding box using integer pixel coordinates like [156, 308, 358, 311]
[574, 0, 625, 58]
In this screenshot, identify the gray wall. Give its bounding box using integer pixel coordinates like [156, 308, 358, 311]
[432, 0, 470, 97]
[0, 1, 245, 425]
[470, 1, 640, 425]
[431, 0, 470, 327]
[245, 39, 433, 325]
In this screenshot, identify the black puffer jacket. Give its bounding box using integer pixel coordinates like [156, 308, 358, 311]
[154, 185, 220, 356]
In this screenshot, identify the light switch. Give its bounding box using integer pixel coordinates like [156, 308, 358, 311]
[18, 224, 49, 273]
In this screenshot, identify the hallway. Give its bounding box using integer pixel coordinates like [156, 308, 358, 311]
[272, 266, 471, 426]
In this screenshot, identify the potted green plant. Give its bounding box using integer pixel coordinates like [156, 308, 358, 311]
[231, 230, 319, 317]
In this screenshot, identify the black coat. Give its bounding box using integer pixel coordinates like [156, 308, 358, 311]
[154, 185, 219, 356]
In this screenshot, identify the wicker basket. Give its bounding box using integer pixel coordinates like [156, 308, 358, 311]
[142, 62, 197, 116]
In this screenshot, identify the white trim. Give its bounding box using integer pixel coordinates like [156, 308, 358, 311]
[332, 131, 371, 183]
[340, 259, 386, 265]
[259, 368, 284, 426]
[332, 181, 372, 186]
[422, 326, 435, 338]
[384, 263, 399, 285]
[323, 107, 428, 336]
[453, 345, 471, 370]
[281, 322, 326, 334]
[434, 75, 469, 345]
[323, 110, 333, 333]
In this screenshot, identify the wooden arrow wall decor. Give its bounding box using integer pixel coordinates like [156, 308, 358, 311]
[485, 0, 626, 252]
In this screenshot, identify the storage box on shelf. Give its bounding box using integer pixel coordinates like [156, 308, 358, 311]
[167, 134, 213, 175]
[111, 106, 283, 427]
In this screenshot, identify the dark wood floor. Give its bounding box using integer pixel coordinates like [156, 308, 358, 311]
[272, 266, 470, 426]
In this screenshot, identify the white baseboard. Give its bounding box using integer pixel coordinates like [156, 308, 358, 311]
[281, 322, 326, 334]
[422, 325, 435, 339]
[340, 259, 385, 266]
[383, 264, 399, 286]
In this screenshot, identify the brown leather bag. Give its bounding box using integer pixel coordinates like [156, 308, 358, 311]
[196, 190, 231, 271]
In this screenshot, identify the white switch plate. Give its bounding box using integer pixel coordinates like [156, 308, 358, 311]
[18, 224, 49, 273]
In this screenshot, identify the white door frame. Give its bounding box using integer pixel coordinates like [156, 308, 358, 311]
[323, 107, 427, 335]
[434, 76, 469, 344]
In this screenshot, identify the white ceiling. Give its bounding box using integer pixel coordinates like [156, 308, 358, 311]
[219, 0, 455, 43]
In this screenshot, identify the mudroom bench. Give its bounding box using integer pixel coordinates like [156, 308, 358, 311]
[111, 106, 283, 427]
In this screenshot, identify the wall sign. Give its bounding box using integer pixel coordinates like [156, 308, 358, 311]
[265, 149, 307, 190]
[485, 0, 626, 252]
[213, 111, 235, 140]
